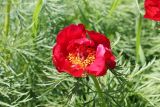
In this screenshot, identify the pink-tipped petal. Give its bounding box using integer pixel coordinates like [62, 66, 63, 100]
[86, 44, 107, 76]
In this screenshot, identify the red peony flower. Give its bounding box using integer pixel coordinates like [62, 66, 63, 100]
[52, 24, 116, 77]
[144, 0, 160, 21]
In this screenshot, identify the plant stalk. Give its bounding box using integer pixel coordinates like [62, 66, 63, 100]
[91, 76, 106, 107]
[4, 0, 11, 37]
[136, 14, 142, 63]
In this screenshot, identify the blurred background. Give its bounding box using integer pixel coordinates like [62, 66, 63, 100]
[0, 0, 160, 107]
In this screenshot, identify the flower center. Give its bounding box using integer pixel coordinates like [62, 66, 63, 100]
[67, 50, 95, 68]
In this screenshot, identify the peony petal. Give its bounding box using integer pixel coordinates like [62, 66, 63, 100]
[52, 44, 84, 77]
[86, 44, 107, 76]
[67, 38, 95, 52]
[65, 65, 84, 77]
[52, 44, 68, 72]
[56, 24, 86, 48]
[87, 30, 111, 49]
[144, 0, 160, 21]
[105, 48, 116, 69]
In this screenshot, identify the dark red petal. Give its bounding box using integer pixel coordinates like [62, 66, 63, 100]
[144, 14, 160, 21]
[56, 24, 86, 48]
[65, 65, 84, 77]
[86, 44, 107, 76]
[105, 48, 116, 69]
[52, 44, 68, 72]
[87, 30, 111, 49]
[67, 38, 95, 52]
[52, 44, 84, 77]
[144, 0, 160, 21]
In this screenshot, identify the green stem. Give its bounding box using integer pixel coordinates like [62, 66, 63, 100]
[91, 76, 106, 107]
[135, 14, 142, 63]
[32, 0, 43, 37]
[4, 0, 11, 37]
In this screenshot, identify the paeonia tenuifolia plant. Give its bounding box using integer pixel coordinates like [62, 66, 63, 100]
[52, 24, 116, 77]
[144, 0, 160, 21]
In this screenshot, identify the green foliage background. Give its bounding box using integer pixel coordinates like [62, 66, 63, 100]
[0, 0, 160, 107]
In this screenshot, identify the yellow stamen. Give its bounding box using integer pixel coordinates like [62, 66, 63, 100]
[68, 52, 95, 68]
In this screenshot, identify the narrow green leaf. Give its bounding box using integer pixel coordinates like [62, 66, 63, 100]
[108, 0, 121, 16]
[3, 0, 11, 37]
[32, 0, 43, 37]
[0, 101, 12, 107]
[135, 14, 142, 63]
